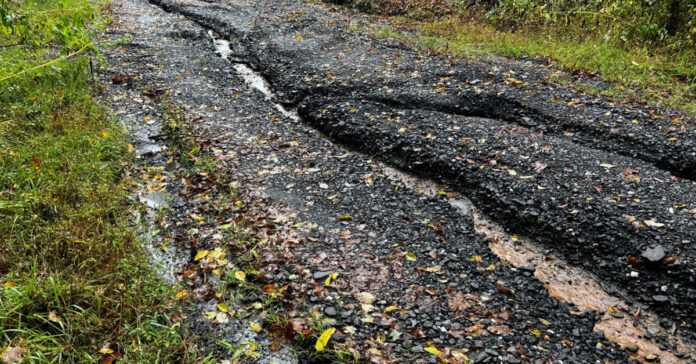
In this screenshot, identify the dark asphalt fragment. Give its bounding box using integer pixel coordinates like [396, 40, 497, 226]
[298, 96, 696, 342]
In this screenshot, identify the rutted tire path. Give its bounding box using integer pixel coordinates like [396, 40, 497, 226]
[150, 0, 696, 345]
[101, 0, 696, 362]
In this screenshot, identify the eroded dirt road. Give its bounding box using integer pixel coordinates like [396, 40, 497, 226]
[100, 0, 696, 362]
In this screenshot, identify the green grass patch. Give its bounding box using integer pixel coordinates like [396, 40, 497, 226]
[0, 1, 190, 362]
[414, 16, 696, 115]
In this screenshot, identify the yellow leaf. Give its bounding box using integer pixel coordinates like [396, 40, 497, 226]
[209, 247, 224, 259]
[404, 252, 417, 262]
[234, 271, 246, 281]
[295, 35, 303, 40]
[250, 321, 262, 333]
[384, 306, 398, 313]
[315, 327, 336, 352]
[194, 250, 208, 261]
[214, 312, 229, 324]
[339, 215, 352, 220]
[176, 290, 188, 299]
[327, 193, 339, 200]
[325, 272, 339, 286]
[48, 310, 62, 323]
[98, 345, 114, 354]
[204, 311, 217, 319]
[217, 303, 228, 312]
[424, 346, 441, 355]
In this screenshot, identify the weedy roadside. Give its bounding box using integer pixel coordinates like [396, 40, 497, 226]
[0, 1, 190, 362]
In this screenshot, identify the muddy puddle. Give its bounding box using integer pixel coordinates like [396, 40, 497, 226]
[209, 31, 300, 122]
[377, 164, 695, 364]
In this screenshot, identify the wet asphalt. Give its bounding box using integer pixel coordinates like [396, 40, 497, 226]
[100, 0, 696, 362]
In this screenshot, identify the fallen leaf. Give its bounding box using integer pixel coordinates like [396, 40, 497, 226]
[250, 322, 262, 333]
[234, 271, 246, 281]
[98, 344, 114, 354]
[315, 327, 336, 352]
[424, 346, 441, 355]
[417, 265, 441, 273]
[355, 292, 376, 304]
[289, 318, 305, 333]
[194, 250, 208, 261]
[324, 272, 339, 286]
[498, 285, 515, 296]
[48, 310, 62, 323]
[488, 325, 513, 335]
[214, 312, 229, 324]
[404, 252, 417, 262]
[384, 306, 398, 313]
[644, 219, 665, 227]
[1, 344, 27, 363]
[409, 327, 426, 338]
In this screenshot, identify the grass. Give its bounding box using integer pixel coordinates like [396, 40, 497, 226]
[0, 0, 190, 362]
[350, 11, 696, 117]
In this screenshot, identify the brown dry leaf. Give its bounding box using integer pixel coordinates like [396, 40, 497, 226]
[1, 344, 27, 364]
[488, 325, 514, 335]
[355, 292, 376, 304]
[289, 318, 305, 334]
[448, 291, 472, 311]
[269, 341, 283, 352]
[448, 329, 465, 338]
[409, 327, 426, 338]
[417, 265, 441, 273]
[498, 285, 515, 296]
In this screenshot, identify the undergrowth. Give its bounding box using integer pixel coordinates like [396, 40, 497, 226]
[0, 0, 189, 362]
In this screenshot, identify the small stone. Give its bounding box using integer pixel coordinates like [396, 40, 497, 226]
[520, 264, 536, 272]
[627, 346, 639, 353]
[641, 245, 666, 263]
[324, 307, 337, 316]
[313, 271, 332, 280]
[645, 354, 658, 362]
[652, 295, 669, 303]
[610, 312, 624, 318]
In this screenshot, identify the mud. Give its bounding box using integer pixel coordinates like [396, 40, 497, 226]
[100, 0, 696, 362]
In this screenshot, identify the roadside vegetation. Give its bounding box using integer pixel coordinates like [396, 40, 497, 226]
[332, 0, 696, 116]
[0, 0, 189, 362]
